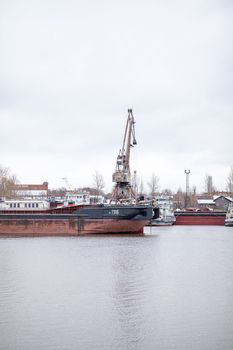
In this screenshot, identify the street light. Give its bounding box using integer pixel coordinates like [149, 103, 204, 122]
[184, 169, 190, 208]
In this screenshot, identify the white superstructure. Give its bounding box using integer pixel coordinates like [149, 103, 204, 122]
[62, 192, 104, 207]
[0, 199, 49, 210]
[151, 195, 176, 225]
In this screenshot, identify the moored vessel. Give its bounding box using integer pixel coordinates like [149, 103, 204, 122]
[149, 217, 175, 226]
[225, 205, 233, 227]
[174, 209, 225, 225]
[149, 195, 176, 226]
[0, 204, 152, 236]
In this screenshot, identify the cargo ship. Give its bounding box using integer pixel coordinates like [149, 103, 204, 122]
[0, 204, 153, 236]
[174, 209, 225, 225]
[0, 110, 153, 236]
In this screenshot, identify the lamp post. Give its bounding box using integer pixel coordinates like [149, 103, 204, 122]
[184, 169, 190, 208]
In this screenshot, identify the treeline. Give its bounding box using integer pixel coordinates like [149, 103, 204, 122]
[0, 165, 18, 198]
[1, 164, 233, 201]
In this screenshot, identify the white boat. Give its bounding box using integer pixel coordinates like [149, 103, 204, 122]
[62, 191, 104, 207]
[225, 205, 233, 226]
[150, 216, 175, 226]
[150, 195, 176, 226]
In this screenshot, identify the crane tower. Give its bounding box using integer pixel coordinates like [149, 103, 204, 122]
[112, 109, 137, 202]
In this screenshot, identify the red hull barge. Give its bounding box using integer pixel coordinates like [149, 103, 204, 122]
[0, 205, 153, 237]
[175, 211, 225, 225]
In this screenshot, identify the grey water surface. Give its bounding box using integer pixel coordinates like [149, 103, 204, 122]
[0, 226, 233, 350]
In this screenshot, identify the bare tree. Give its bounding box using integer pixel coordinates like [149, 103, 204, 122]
[93, 171, 105, 196]
[147, 173, 159, 197]
[0, 165, 18, 198]
[226, 165, 233, 196]
[161, 188, 173, 196]
[192, 185, 197, 196]
[48, 187, 67, 197]
[190, 186, 198, 207]
[174, 187, 185, 209]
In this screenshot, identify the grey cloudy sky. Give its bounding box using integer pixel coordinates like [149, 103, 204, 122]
[1, 0, 233, 193]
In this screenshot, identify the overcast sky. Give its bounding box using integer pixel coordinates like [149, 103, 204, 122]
[1, 0, 233, 193]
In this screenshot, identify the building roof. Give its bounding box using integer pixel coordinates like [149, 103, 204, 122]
[15, 182, 48, 191]
[213, 195, 233, 202]
[197, 199, 215, 205]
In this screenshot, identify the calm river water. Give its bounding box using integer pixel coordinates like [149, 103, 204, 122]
[0, 226, 233, 350]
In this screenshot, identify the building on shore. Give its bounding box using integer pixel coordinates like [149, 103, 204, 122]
[14, 182, 48, 199]
[197, 195, 233, 211]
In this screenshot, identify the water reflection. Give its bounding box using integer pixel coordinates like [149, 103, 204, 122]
[0, 228, 233, 350]
[111, 236, 157, 349]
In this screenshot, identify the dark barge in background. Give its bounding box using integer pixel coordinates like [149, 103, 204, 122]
[174, 209, 225, 225]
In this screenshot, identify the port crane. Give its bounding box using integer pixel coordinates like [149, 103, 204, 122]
[112, 109, 137, 202]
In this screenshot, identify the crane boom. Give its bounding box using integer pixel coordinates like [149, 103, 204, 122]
[112, 109, 137, 202]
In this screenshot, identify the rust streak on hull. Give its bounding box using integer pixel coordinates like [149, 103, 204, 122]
[0, 218, 149, 237]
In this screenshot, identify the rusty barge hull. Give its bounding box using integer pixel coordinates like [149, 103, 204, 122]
[175, 212, 225, 226]
[0, 205, 152, 236]
[0, 216, 149, 236]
